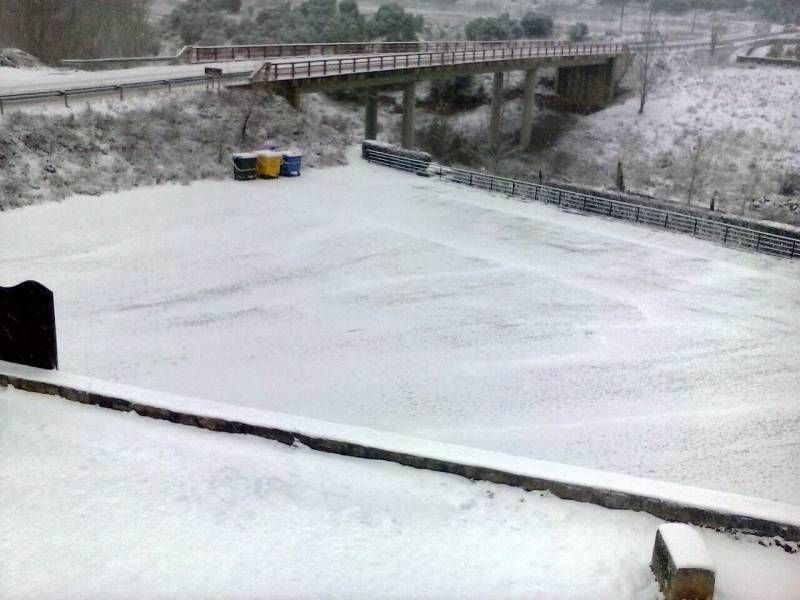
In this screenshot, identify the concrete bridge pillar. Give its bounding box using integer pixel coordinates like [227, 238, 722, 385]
[555, 61, 618, 112]
[401, 82, 416, 149]
[519, 68, 538, 150]
[286, 86, 303, 111]
[365, 90, 378, 140]
[489, 72, 505, 147]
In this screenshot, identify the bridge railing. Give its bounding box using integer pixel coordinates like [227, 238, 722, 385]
[191, 39, 625, 63]
[363, 147, 799, 259]
[254, 43, 629, 83]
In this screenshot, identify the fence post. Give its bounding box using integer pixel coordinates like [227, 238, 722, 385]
[634, 206, 640, 223]
[511, 181, 516, 195]
[791, 240, 796, 258]
[489, 177, 493, 191]
[723, 226, 729, 245]
[559, 191, 563, 206]
[664, 213, 669, 228]
[608, 201, 613, 216]
[469, 173, 473, 186]
[756, 233, 761, 252]
[693, 219, 697, 236]
[534, 186, 539, 202]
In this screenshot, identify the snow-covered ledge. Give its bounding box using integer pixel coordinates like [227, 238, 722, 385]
[1, 359, 798, 543]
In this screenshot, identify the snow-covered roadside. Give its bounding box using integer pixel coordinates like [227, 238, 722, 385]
[2, 386, 799, 599]
[1, 153, 798, 503]
[0, 89, 355, 209]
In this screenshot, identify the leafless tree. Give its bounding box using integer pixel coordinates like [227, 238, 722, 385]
[636, 5, 659, 115]
[685, 132, 714, 205]
[709, 14, 724, 57]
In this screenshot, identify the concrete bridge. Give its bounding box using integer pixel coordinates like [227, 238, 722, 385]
[242, 41, 632, 149]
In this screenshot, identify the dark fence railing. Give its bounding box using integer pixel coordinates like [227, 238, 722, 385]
[363, 147, 799, 259]
[253, 43, 628, 83]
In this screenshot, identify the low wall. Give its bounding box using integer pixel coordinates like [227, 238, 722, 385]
[2, 360, 798, 543]
[737, 55, 800, 68]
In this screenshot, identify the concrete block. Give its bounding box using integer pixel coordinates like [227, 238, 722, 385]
[651, 523, 715, 600]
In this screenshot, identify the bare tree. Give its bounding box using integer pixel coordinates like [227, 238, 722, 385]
[619, 0, 629, 33]
[709, 15, 723, 58]
[685, 132, 715, 205]
[636, 5, 659, 115]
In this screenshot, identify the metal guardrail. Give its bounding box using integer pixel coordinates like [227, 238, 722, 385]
[736, 55, 800, 67]
[363, 147, 799, 259]
[0, 71, 252, 114]
[252, 43, 629, 82]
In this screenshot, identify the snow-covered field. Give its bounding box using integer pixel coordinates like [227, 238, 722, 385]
[1, 153, 799, 503]
[2, 386, 799, 599]
[544, 55, 800, 222]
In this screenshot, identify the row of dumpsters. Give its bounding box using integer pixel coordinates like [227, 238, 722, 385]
[232, 150, 303, 180]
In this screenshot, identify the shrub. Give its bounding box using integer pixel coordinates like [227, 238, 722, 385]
[427, 76, 485, 110]
[568, 22, 589, 42]
[520, 12, 554, 38]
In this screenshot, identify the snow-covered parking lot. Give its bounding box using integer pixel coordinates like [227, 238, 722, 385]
[1, 151, 798, 502]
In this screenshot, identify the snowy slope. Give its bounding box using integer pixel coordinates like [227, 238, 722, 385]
[2, 386, 799, 600]
[1, 152, 798, 503]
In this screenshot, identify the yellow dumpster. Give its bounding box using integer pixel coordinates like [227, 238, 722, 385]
[256, 151, 283, 178]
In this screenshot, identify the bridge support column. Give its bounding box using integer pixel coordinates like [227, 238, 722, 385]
[555, 62, 616, 112]
[286, 86, 303, 111]
[365, 90, 378, 140]
[519, 68, 538, 150]
[489, 72, 505, 147]
[401, 82, 416, 149]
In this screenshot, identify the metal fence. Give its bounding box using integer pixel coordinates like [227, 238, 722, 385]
[363, 148, 799, 259]
[0, 71, 252, 114]
[253, 43, 628, 83]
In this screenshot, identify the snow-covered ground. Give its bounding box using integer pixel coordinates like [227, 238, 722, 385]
[425, 52, 800, 226]
[542, 54, 800, 222]
[2, 386, 799, 599]
[1, 153, 799, 503]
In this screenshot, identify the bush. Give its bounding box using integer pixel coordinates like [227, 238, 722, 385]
[568, 22, 589, 42]
[520, 12, 554, 38]
[427, 76, 485, 110]
[368, 3, 424, 41]
[465, 13, 522, 40]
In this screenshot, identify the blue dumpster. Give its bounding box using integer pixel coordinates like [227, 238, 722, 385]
[280, 151, 303, 177]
